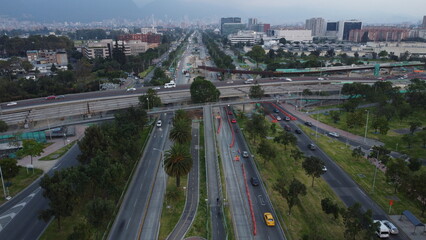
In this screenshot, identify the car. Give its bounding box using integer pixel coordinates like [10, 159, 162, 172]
[263, 212, 275, 226]
[6, 102, 17, 106]
[244, 78, 254, 84]
[295, 129, 302, 134]
[156, 120, 162, 127]
[228, 111, 233, 115]
[250, 177, 259, 186]
[56, 95, 65, 99]
[231, 119, 237, 123]
[273, 108, 279, 113]
[284, 116, 290, 121]
[328, 132, 340, 138]
[243, 151, 249, 158]
[285, 77, 292, 81]
[317, 77, 325, 80]
[126, 87, 136, 92]
[284, 125, 291, 132]
[381, 220, 399, 234]
[152, 86, 161, 90]
[308, 143, 316, 150]
[45, 95, 57, 100]
[276, 115, 282, 121]
[322, 165, 327, 172]
[305, 121, 313, 127]
[374, 220, 390, 238]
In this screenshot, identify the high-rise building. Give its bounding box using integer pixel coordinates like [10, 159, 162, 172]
[338, 20, 362, 40]
[220, 17, 242, 35]
[305, 18, 325, 36]
[325, 22, 339, 38]
[422, 16, 426, 28]
[221, 23, 246, 36]
[248, 18, 258, 29]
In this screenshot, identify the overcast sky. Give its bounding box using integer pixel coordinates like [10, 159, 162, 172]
[133, 0, 425, 24]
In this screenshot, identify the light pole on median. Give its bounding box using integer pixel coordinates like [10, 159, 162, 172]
[364, 110, 370, 143]
[372, 150, 380, 193]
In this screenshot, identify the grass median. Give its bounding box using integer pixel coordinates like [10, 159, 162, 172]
[239, 115, 347, 239]
[300, 124, 426, 222]
[39, 141, 76, 161]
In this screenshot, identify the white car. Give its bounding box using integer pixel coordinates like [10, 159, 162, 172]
[322, 165, 327, 172]
[156, 120, 162, 127]
[126, 87, 136, 92]
[6, 102, 17, 106]
[285, 77, 292, 81]
[328, 132, 340, 138]
[152, 86, 161, 90]
[317, 77, 325, 80]
[276, 115, 282, 121]
[381, 220, 399, 234]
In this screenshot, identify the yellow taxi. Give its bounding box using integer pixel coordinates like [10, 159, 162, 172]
[263, 212, 275, 226]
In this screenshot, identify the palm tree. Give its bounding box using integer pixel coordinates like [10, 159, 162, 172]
[164, 143, 192, 187]
[170, 118, 191, 144]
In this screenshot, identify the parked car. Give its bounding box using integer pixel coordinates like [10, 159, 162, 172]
[45, 95, 57, 100]
[382, 220, 398, 234]
[374, 220, 390, 238]
[263, 212, 275, 226]
[273, 108, 279, 113]
[295, 129, 302, 134]
[284, 116, 291, 121]
[305, 121, 313, 127]
[276, 115, 282, 121]
[328, 132, 340, 138]
[308, 143, 316, 150]
[250, 177, 259, 186]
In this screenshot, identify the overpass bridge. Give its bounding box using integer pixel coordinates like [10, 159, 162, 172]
[0, 77, 375, 130]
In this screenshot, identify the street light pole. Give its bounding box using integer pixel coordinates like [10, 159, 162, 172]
[146, 97, 150, 121]
[0, 166, 7, 199]
[364, 110, 369, 143]
[372, 150, 380, 193]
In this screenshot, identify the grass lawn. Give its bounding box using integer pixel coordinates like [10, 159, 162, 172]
[138, 66, 154, 79]
[239, 115, 347, 239]
[300, 124, 426, 222]
[0, 167, 43, 206]
[186, 122, 210, 239]
[39, 141, 76, 161]
[158, 176, 188, 240]
[311, 107, 426, 159]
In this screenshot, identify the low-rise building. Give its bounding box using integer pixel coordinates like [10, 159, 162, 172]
[228, 30, 263, 45]
[273, 29, 313, 42]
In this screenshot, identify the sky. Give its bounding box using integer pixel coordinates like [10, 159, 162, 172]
[134, 0, 425, 24]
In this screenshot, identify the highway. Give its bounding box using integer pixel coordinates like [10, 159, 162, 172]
[108, 113, 172, 240]
[226, 106, 286, 240]
[263, 103, 408, 240]
[0, 144, 81, 239]
[203, 105, 226, 240]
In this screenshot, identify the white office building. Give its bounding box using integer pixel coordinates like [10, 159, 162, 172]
[305, 18, 326, 37]
[228, 30, 263, 45]
[274, 29, 313, 42]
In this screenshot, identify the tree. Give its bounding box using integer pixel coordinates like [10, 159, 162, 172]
[386, 158, 409, 193]
[302, 156, 325, 187]
[274, 178, 306, 215]
[139, 88, 162, 110]
[274, 131, 297, 150]
[378, 50, 388, 58]
[50, 63, 57, 72]
[85, 198, 114, 229]
[247, 45, 265, 67]
[330, 111, 340, 123]
[290, 149, 304, 162]
[18, 139, 44, 165]
[78, 125, 107, 164]
[169, 118, 192, 144]
[401, 133, 416, 149]
[190, 77, 220, 103]
[302, 89, 313, 96]
[342, 98, 360, 112]
[249, 84, 264, 99]
[0, 120, 8, 132]
[417, 130, 426, 148]
[321, 198, 340, 219]
[164, 143, 192, 187]
[343, 203, 376, 240]
[39, 171, 76, 230]
[270, 123, 277, 134]
[346, 110, 364, 129]
[352, 147, 364, 160]
[411, 172, 426, 216]
[0, 158, 20, 179]
[407, 158, 422, 172]
[409, 121, 422, 134]
[279, 38, 287, 44]
[246, 114, 268, 143]
[369, 145, 391, 165]
[257, 139, 276, 164]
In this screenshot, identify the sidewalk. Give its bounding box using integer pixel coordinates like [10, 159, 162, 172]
[279, 102, 383, 148]
[17, 125, 87, 172]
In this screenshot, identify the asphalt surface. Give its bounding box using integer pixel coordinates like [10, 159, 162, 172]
[108, 114, 171, 240]
[0, 144, 81, 240]
[227, 106, 286, 240]
[263, 103, 409, 240]
[203, 105, 226, 240]
[167, 121, 200, 240]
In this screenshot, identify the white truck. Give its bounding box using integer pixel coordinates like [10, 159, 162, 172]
[164, 81, 176, 88]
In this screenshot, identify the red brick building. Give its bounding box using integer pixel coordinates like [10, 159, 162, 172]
[349, 27, 409, 42]
[117, 33, 161, 44]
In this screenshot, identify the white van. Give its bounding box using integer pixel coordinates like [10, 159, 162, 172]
[374, 220, 390, 238]
[164, 82, 176, 88]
